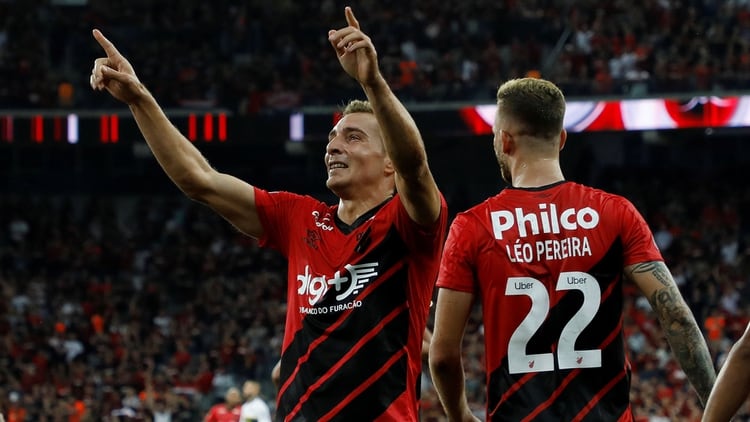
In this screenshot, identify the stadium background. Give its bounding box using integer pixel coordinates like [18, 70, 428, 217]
[2, 0, 750, 421]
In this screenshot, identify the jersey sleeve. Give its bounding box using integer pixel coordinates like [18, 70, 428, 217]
[616, 196, 664, 266]
[435, 213, 476, 293]
[253, 187, 310, 256]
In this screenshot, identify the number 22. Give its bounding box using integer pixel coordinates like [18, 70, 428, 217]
[506, 271, 602, 374]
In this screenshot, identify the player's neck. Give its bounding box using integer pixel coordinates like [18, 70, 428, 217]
[511, 157, 565, 188]
[337, 191, 393, 225]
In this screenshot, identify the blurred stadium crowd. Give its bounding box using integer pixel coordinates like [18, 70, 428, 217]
[3, 0, 750, 421]
[3, 0, 750, 111]
[2, 174, 750, 421]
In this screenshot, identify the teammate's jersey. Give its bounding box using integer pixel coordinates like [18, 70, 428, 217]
[437, 181, 662, 422]
[255, 188, 448, 422]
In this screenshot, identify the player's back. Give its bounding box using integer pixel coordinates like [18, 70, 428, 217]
[454, 181, 659, 421]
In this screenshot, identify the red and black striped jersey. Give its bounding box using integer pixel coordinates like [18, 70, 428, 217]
[255, 188, 448, 421]
[437, 181, 662, 422]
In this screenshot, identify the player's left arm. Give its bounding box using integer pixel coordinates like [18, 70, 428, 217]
[328, 7, 441, 226]
[625, 260, 716, 406]
[364, 75, 441, 226]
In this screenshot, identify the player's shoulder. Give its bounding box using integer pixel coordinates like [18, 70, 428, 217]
[565, 181, 633, 208]
[264, 189, 336, 212]
[454, 193, 501, 221]
[266, 189, 326, 204]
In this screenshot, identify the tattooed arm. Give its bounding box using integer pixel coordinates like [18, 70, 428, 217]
[624, 260, 716, 406]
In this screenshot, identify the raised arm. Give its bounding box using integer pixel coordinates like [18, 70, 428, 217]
[90, 29, 263, 238]
[328, 8, 441, 226]
[625, 261, 716, 406]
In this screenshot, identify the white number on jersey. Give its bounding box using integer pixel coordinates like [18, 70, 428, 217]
[505, 271, 602, 374]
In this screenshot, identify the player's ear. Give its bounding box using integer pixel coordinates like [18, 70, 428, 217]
[383, 157, 395, 177]
[501, 130, 515, 155]
[558, 129, 567, 151]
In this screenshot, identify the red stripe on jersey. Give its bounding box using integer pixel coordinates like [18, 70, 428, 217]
[285, 303, 409, 421]
[493, 364, 632, 420]
[491, 372, 537, 415]
[319, 348, 408, 422]
[571, 370, 628, 422]
[519, 368, 583, 422]
[277, 260, 407, 398]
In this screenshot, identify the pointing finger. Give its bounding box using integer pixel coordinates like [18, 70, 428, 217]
[92, 29, 121, 58]
[344, 6, 359, 30]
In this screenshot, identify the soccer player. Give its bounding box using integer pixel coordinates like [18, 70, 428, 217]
[428, 77, 715, 421]
[702, 322, 750, 422]
[90, 6, 446, 421]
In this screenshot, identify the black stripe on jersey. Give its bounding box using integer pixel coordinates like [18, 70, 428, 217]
[302, 310, 410, 421]
[278, 226, 414, 420]
[488, 238, 628, 421]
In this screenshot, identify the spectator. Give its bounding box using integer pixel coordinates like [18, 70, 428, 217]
[203, 387, 242, 422]
[1, 177, 749, 419]
[7, 1, 750, 109]
[239, 380, 271, 422]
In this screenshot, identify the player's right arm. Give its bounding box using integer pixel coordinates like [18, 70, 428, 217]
[624, 260, 716, 406]
[702, 322, 750, 422]
[422, 327, 433, 364]
[89, 29, 263, 238]
[430, 288, 480, 422]
[429, 215, 481, 422]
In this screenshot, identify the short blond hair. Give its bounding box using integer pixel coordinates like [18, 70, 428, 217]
[342, 99, 373, 115]
[496, 78, 565, 139]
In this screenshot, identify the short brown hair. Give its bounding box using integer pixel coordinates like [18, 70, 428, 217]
[496, 78, 565, 139]
[342, 99, 373, 115]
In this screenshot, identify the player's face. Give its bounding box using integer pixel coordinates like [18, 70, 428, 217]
[325, 113, 389, 194]
[493, 112, 512, 184]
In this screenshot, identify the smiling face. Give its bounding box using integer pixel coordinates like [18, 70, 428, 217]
[324, 112, 392, 198]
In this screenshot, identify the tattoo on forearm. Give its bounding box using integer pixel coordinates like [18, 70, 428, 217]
[630, 261, 672, 287]
[650, 285, 716, 405]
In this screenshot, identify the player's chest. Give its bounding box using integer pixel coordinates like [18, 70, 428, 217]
[290, 217, 408, 308]
[295, 213, 390, 267]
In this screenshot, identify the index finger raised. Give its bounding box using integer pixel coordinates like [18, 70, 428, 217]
[344, 6, 360, 30]
[92, 29, 121, 58]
